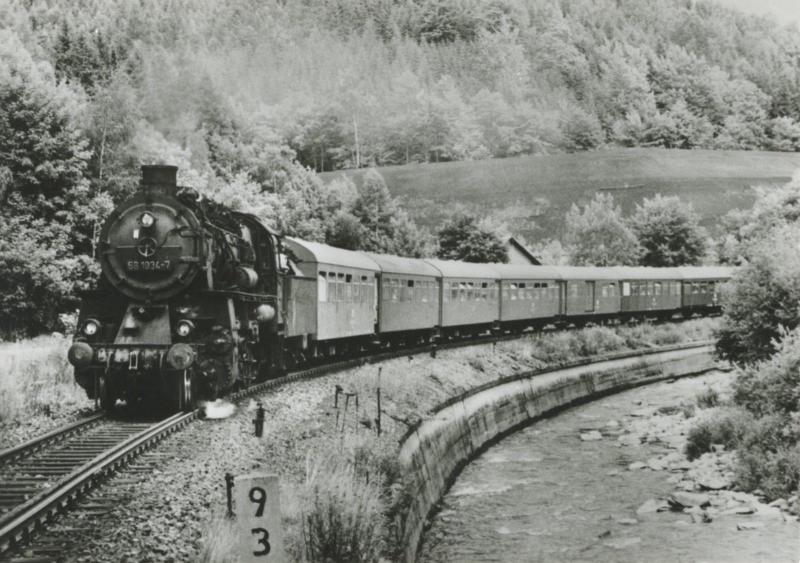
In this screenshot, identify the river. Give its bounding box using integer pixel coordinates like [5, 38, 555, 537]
[419, 371, 799, 563]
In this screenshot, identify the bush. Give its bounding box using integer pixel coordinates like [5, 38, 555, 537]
[576, 327, 625, 357]
[684, 407, 753, 460]
[734, 415, 800, 500]
[695, 387, 720, 409]
[732, 326, 800, 418]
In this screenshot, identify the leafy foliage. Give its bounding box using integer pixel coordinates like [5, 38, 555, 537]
[436, 213, 508, 263]
[564, 193, 641, 266]
[629, 195, 706, 266]
[0, 31, 110, 337]
[715, 223, 800, 366]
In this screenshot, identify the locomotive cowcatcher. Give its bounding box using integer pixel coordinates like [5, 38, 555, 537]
[68, 165, 284, 411]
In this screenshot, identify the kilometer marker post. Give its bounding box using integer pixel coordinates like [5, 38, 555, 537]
[234, 474, 286, 563]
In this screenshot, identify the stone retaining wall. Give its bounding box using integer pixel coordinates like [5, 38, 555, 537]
[397, 344, 716, 562]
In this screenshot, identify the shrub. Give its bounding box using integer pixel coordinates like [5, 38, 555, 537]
[530, 331, 575, 364]
[695, 387, 720, 409]
[684, 407, 753, 460]
[734, 415, 800, 500]
[732, 327, 800, 418]
[577, 327, 625, 357]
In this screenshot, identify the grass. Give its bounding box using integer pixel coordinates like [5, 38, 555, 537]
[0, 335, 91, 425]
[321, 148, 800, 241]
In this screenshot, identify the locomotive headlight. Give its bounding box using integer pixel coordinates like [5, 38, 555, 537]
[167, 343, 196, 370]
[68, 342, 94, 367]
[83, 319, 100, 337]
[139, 212, 155, 228]
[176, 320, 195, 337]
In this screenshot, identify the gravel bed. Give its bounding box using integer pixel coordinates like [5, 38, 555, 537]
[0, 405, 95, 451]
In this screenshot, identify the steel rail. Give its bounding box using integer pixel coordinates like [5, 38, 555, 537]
[0, 412, 195, 554]
[0, 413, 106, 467]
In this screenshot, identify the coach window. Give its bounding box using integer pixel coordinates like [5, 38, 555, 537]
[407, 279, 415, 302]
[344, 274, 352, 301]
[318, 272, 328, 302]
[510, 283, 518, 300]
[622, 282, 631, 297]
[654, 282, 662, 296]
[327, 272, 336, 302]
[336, 273, 344, 302]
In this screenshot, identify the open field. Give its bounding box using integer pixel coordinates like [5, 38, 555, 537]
[321, 148, 800, 241]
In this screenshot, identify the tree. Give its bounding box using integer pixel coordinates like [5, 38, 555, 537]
[559, 105, 604, 151]
[436, 213, 507, 263]
[716, 223, 800, 366]
[0, 31, 106, 336]
[716, 178, 800, 264]
[349, 169, 430, 256]
[629, 195, 706, 266]
[564, 193, 641, 266]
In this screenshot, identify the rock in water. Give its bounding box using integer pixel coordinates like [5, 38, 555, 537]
[636, 498, 669, 514]
[616, 518, 638, 525]
[668, 492, 710, 509]
[697, 474, 731, 490]
[580, 430, 603, 441]
[605, 537, 642, 549]
[736, 522, 764, 531]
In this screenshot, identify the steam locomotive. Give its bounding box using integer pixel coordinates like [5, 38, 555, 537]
[68, 165, 731, 412]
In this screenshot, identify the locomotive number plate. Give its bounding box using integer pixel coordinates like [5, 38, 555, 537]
[126, 259, 173, 272]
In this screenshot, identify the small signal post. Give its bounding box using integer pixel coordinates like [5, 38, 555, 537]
[234, 474, 286, 563]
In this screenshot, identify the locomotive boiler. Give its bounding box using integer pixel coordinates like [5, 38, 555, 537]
[68, 165, 283, 410]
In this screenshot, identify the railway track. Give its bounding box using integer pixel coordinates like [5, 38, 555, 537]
[0, 321, 712, 559]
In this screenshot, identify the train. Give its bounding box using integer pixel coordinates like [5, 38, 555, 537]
[67, 165, 732, 411]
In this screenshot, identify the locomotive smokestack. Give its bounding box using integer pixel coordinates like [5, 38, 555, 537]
[140, 165, 178, 197]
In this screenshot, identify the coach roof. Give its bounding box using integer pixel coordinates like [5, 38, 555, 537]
[612, 266, 683, 280]
[678, 266, 735, 280]
[551, 266, 620, 280]
[424, 259, 501, 279]
[284, 238, 380, 272]
[492, 264, 563, 280]
[364, 252, 440, 277]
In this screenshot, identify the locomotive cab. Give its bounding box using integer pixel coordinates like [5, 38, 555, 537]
[69, 165, 283, 412]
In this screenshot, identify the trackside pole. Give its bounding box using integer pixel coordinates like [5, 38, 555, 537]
[376, 367, 382, 436]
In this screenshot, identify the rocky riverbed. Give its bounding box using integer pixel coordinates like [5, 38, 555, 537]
[420, 370, 799, 562]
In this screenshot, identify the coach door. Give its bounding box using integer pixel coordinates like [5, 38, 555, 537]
[585, 281, 595, 312]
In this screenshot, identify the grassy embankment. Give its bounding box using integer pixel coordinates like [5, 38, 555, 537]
[0, 335, 92, 448]
[322, 148, 800, 241]
[201, 318, 718, 562]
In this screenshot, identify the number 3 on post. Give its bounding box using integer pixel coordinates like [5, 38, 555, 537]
[234, 474, 285, 562]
